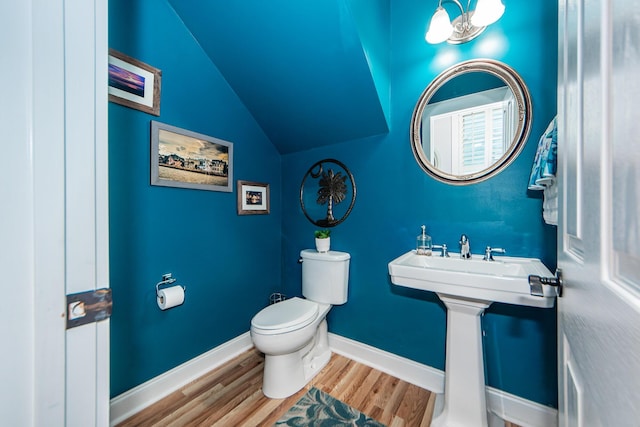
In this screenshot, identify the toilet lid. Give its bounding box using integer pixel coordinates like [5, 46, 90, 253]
[251, 297, 318, 333]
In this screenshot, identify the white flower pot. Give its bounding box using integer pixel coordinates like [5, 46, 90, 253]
[315, 237, 330, 253]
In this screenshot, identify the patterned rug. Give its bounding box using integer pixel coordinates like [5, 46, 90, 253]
[274, 387, 386, 426]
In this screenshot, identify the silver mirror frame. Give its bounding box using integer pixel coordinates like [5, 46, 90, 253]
[410, 59, 532, 185]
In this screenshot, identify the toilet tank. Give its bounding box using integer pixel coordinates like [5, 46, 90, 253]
[300, 249, 350, 305]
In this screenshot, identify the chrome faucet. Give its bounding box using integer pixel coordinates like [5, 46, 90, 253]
[483, 246, 506, 261]
[459, 234, 471, 259]
[432, 244, 450, 257]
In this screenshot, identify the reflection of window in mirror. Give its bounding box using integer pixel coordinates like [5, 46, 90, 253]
[423, 87, 516, 175]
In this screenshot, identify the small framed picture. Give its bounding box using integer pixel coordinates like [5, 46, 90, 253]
[237, 181, 270, 215]
[151, 121, 233, 192]
[108, 49, 161, 116]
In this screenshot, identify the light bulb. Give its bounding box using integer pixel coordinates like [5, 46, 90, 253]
[471, 0, 505, 27]
[425, 7, 454, 44]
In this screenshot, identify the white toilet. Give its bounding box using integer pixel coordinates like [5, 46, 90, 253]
[250, 249, 350, 398]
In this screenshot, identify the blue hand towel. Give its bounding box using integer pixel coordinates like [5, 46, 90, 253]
[528, 116, 558, 225]
[528, 116, 557, 189]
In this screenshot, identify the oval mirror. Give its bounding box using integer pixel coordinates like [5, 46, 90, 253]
[410, 59, 532, 185]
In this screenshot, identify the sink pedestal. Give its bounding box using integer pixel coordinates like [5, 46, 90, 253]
[432, 294, 491, 427]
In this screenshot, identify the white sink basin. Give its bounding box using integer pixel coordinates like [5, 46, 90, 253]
[388, 250, 556, 308]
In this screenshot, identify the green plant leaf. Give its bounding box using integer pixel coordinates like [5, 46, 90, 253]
[314, 229, 331, 239]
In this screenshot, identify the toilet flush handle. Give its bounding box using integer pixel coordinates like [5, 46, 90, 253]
[298, 257, 303, 264]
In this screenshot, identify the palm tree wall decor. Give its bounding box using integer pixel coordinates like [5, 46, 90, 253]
[299, 159, 356, 227]
[317, 169, 347, 224]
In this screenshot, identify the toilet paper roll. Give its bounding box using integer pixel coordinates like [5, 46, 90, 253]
[157, 285, 185, 310]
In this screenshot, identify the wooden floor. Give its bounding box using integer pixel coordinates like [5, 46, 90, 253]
[117, 349, 522, 427]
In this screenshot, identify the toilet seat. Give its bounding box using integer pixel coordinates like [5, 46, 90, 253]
[251, 297, 318, 335]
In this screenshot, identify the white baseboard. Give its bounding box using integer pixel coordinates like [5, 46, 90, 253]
[109, 331, 557, 427]
[328, 333, 558, 427]
[486, 386, 558, 427]
[109, 332, 253, 426]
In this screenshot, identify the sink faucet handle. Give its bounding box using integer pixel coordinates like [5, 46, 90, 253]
[459, 234, 471, 259]
[483, 246, 506, 261]
[432, 244, 450, 257]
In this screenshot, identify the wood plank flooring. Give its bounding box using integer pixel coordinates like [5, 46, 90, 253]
[116, 348, 522, 427]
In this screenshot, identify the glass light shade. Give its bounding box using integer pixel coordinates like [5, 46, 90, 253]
[425, 7, 454, 44]
[470, 0, 505, 27]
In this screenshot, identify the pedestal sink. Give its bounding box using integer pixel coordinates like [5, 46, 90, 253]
[388, 251, 556, 427]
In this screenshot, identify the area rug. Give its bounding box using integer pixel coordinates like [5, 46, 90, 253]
[274, 387, 386, 426]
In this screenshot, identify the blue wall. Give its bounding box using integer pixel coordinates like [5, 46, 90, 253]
[108, 0, 559, 408]
[280, 0, 559, 407]
[108, 0, 282, 397]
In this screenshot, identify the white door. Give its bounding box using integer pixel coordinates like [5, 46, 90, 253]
[0, 0, 109, 425]
[557, 0, 640, 425]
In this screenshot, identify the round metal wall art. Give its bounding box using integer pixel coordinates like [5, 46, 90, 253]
[299, 158, 356, 227]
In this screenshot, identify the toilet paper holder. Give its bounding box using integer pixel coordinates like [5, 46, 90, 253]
[156, 273, 186, 297]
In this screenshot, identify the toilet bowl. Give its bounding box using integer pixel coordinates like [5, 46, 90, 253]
[250, 249, 350, 398]
[251, 297, 332, 398]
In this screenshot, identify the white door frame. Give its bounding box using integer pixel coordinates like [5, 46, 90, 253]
[64, 0, 110, 425]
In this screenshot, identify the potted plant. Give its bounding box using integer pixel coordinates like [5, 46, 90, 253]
[314, 229, 331, 253]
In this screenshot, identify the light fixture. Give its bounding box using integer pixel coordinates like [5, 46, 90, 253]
[425, 0, 505, 45]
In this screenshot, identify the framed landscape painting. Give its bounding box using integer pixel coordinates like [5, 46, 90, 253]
[151, 121, 233, 192]
[108, 49, 161, 116]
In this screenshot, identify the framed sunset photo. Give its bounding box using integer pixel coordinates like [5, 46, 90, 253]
[108, 49, 161, 116]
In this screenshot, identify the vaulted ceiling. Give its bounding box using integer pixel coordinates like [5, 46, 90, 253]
[168, 0, 390, 154]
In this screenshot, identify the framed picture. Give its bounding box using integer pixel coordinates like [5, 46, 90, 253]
[237, 181, 270, 215]
[108, 49, 161, 116]
[151, 121, 233, 192]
